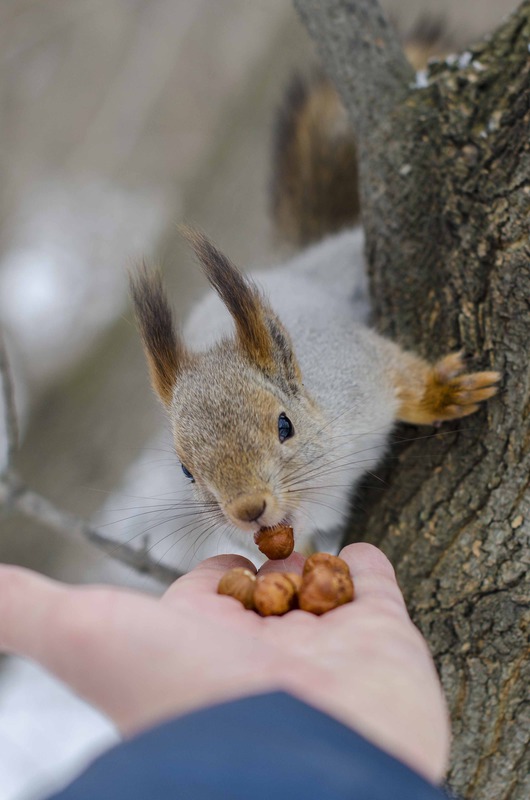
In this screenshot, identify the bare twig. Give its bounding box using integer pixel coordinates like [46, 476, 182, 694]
[0, 330, 181, 584]
[0, 477, 181, 583]
[0, 330, 19, 470]
[293, 0, 414, 143]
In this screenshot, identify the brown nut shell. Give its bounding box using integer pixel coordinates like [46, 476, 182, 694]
[217, 567, 256, 610]
[303, 553, 350, 578]
[254, 572, 297, 616]
[298, 566, 354, 615]
[254, 524, 294, 560]
[284, 572, 303, 594]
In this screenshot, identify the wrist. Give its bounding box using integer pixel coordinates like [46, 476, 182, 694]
[279, 667, 450, 784]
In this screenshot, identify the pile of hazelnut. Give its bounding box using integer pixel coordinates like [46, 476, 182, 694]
[217, 525, 354, 617]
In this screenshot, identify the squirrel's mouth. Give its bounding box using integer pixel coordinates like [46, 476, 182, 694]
[222, 494, 290, 534]
[256, 514, 291, 531]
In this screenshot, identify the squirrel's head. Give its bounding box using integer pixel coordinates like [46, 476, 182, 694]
[131, 229, 328, 545]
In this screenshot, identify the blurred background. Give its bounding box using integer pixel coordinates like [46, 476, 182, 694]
[0, 1, 519, 797]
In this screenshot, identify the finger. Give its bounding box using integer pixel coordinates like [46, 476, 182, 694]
[257, 551, 305, 577]
[165, 554, 257, 600]
[338, 543, 408, 615]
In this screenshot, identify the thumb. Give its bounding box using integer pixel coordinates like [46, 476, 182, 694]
[338, 543, 408, 616]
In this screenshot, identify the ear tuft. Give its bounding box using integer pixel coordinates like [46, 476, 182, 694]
[130, 266, 187, 406]
[181, 225, 276, 371]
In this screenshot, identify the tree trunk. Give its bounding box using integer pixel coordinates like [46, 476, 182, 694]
[295, 2, 530, 798]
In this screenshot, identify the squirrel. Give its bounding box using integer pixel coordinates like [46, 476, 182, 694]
[130, 47, 500, 557]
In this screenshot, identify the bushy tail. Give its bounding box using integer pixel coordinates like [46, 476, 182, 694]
[270, 20, 447, 249]
[270, 70, 359, 249]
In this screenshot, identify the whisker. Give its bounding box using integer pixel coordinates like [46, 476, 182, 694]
[108, 504, 226, 559]
[281, 424, 465, 488]
[148, 510, 226, 561]
[96, 503, 222, 532]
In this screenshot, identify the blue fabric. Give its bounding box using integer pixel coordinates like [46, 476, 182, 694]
[49, 692, 450, 799]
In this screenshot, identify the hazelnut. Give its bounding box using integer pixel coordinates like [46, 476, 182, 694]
[217, 567, 256, 610]
[284, 572, 303, 595]
[298, 566, 354, 615]
[254, 524, 294, 560]
[303, 553, 350, 578]
[254, 572, 298, 616]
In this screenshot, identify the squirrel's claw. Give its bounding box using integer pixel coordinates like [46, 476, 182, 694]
[426, 353, 501, 423]
[394, 350, 501, 425]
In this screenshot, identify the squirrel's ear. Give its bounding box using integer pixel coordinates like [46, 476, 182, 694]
[130, 267, 189, 407]
[182, 227, 301, 385]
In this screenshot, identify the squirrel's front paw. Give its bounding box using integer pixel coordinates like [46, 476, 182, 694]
[394, 350, 501, 425]
[422, 352, 500, 424]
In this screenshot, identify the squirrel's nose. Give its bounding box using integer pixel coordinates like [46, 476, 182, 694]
[226, 493, 267, 524]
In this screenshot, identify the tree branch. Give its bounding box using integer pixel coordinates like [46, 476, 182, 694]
[0, 478, 180, 583]
[0, 331, 181, 584]
[0, 330, 19, 471]
[294, 0, 414, 143]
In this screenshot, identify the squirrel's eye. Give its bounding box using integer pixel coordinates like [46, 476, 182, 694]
[278, 413, 294, 443]
[181, 464, 194, 482]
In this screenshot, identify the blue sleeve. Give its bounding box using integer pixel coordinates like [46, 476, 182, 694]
[49, 692, 452, 800]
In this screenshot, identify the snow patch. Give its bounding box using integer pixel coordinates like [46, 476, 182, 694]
[458, 51, 473, 69]
[413, 69, 429, 89]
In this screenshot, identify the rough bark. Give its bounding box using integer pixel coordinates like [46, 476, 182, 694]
[296, 2, 530, 799]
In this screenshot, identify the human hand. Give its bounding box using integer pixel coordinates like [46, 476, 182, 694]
[0, 543, 450, 783]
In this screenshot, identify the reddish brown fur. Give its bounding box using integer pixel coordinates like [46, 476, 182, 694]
[393, 351, 500, 425]
[181, 225, 276, 371]
[181, 226, 301, 389]
[271, 71, 360, 248]
[129, 267, 190, 406]
[132, 228, 304, 413]
[401, 15, 449, 70]
[271, 30, 448, 249]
